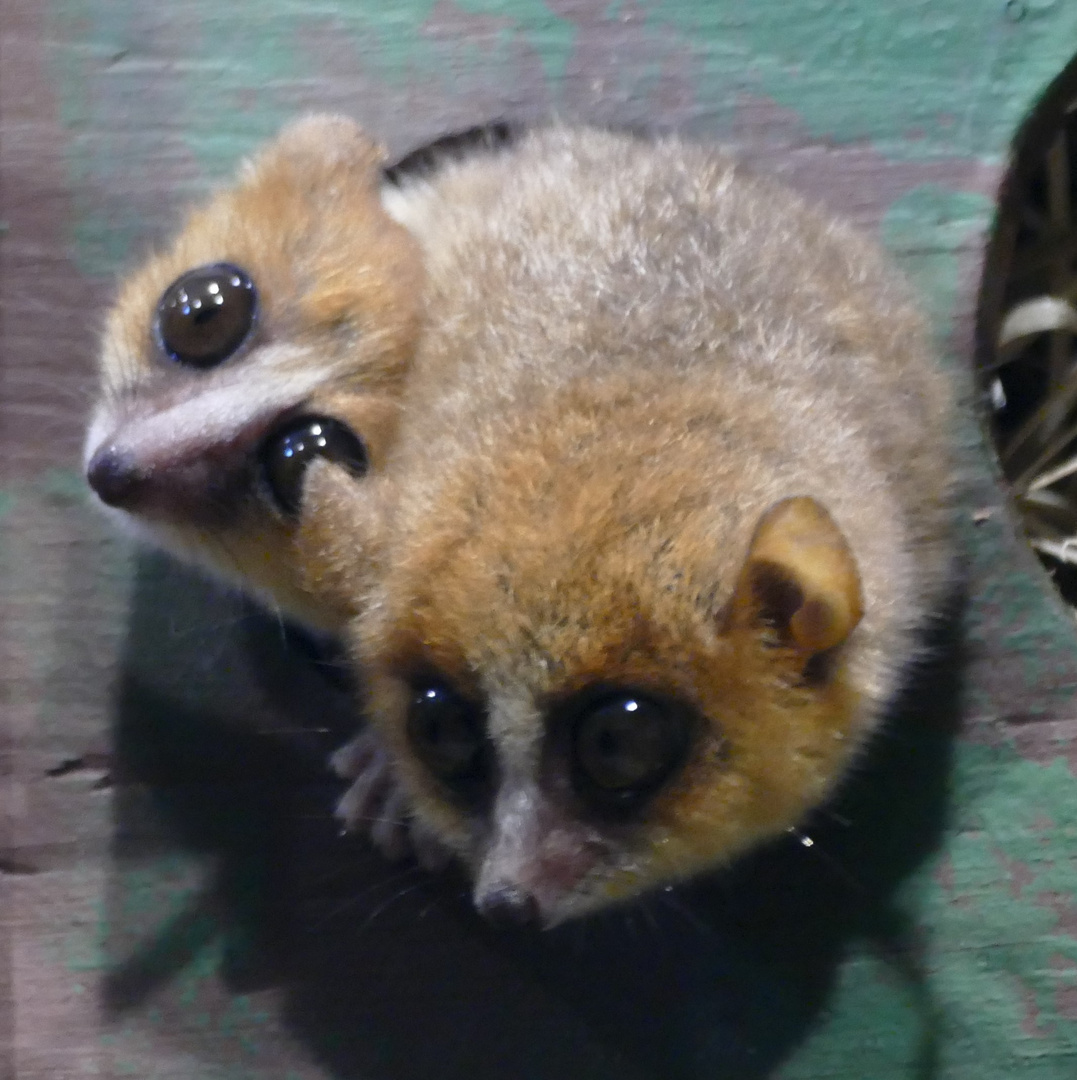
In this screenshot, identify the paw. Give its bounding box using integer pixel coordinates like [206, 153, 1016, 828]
[333, 729, 409, 860]
[332, 729, 452, 871]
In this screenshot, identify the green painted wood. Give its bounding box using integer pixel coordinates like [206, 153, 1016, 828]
[4, 1, 1077, 1077]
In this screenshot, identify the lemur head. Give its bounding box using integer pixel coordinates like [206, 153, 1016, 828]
[85, 114, 423, 630]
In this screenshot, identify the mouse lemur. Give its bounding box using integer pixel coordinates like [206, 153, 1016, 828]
[85, 114, 439, 632]
[297, 124, 958, 927]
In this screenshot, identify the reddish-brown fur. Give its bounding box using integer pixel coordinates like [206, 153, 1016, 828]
[302, 127, 958, 925]
[88, 115, 424, 629]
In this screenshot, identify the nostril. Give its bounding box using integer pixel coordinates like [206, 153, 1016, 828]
[475, 883, 541, 927]
[86, 445, 143, 508]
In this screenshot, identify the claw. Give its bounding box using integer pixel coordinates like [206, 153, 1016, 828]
[370, 788, 411, 861]
[330, 728, 379, 780]
[335, 747, 392, 828]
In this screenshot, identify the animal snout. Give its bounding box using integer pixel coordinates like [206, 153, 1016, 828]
[85, 444, 145, 508]
[474, 882, 541, 927]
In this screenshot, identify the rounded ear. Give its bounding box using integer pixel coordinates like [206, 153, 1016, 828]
[242, 113, 387, 192]
[728, 497, 863, 656]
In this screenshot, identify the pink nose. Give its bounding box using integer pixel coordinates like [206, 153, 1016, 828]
[474, 882, 541, 927]
[86, 445, 145, 508]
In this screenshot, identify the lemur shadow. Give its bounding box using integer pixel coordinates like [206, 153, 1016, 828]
[106, 554, 963, 1080]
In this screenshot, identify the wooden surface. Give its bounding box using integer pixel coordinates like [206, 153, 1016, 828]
[4, 2, 1077, 1077]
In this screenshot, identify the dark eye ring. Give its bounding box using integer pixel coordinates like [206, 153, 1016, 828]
[406, 684, 488, 796]
[155, 262, 257, 369]
[259, 415, 369, 517]
[571, 692, 689, 810]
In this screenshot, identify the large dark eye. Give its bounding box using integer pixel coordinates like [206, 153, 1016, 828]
[260, 416, 369, 517]
[156, 263, 256, 368]
[407, 685, 487, 789]
[572, 693, 688, 808]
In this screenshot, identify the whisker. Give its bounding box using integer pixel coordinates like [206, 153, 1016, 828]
[788, 827, 864, 892]
[638, 894, 662, 941]
[340, 862, 427, 898]
[356, 879, 432, 930]
[418, 898, 441, 920]
[337, 812, 414, 830]
[303, 866, 429, 932]
[304, 857, 424, 897]
[656, 889, 711, 936]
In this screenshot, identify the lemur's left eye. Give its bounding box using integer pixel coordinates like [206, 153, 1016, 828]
[260, 416, 368, 516]
[156, 263, 256, 368]
[572, 693, 689, 809]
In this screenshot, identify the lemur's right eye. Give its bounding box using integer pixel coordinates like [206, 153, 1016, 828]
[156, 263, 256, 368]
[407, 684, 489, 795]
[260, 415, 369, 517]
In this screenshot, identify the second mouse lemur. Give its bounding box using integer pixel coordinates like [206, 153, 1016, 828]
[297, 125, 958, 927]
[84, 115, 427, 632]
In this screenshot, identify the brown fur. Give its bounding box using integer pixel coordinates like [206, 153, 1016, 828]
[307, 127, 957, 925]
[86, 115, 424, 630]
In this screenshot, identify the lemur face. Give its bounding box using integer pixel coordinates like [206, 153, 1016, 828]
[86, 115, 423, 630]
